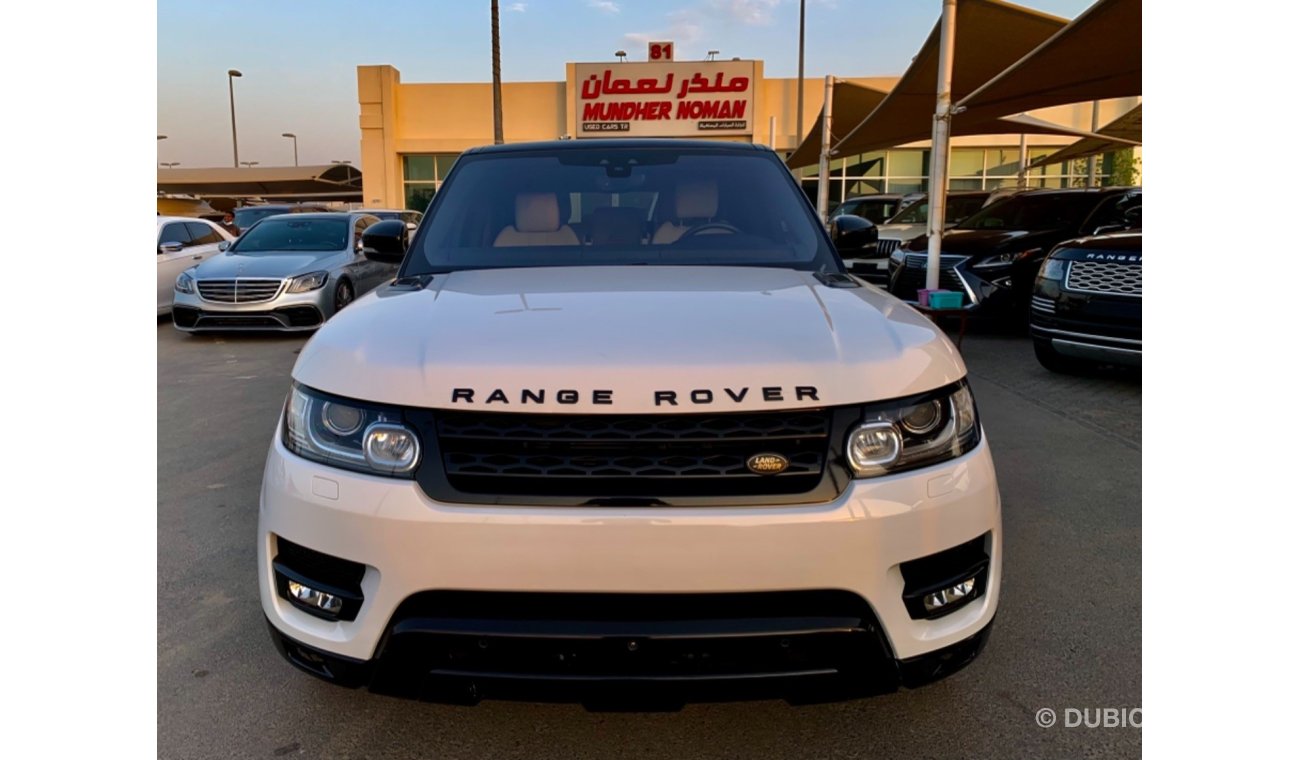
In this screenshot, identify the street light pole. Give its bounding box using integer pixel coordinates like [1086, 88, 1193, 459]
[228, 69, 243, 168]
[282, 133, 298, 166]
[796, 0, 806, 153]
[491, 0, 504, 144]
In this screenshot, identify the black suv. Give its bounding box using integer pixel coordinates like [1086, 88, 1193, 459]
[887, 187, 1141, 318]
[1030, 231, 1141, 372]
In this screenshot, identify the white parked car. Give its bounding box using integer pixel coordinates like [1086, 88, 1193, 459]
[259, 140, 1001, 705]
[157, 216, 232, 314]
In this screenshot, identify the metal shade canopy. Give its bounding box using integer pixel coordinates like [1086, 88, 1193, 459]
[820, 0, 1069, 160]
[156, 164, 362, 200]
[784, 81, 890, 169]
[955, 0, 1141, 122]
[1029, 103, 1142, 168]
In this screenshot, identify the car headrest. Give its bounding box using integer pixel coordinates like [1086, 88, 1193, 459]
[515, 193, 562, 232]
[675, 180, 718, 219]
[588, 206, 644, 245]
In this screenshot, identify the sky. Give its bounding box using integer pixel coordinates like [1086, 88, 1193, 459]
[157, 0, 1095, 169]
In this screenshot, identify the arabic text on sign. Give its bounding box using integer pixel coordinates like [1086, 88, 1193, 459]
[579, 71, 750, 100]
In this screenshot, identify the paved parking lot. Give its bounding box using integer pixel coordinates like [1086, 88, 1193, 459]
[158, 319, 1140, 759]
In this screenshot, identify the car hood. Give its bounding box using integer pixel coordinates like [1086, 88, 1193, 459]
[293, 266, 966, 413]
[905, 228, 1065, 258]
[191, 250, 343, 279]
[878, 223, 925, 242]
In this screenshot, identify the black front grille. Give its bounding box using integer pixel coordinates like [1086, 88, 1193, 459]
[890, 256, 968, 303]
[424, 408, 848, 503]
[366, 590, 896, 702]
[276, 305, 324, 327]
[171, 306, 200, 328]
[194, 313, 285, 328]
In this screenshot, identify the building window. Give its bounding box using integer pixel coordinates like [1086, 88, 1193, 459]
[402, 154, 459, 212]
[795, 146, 1120, 205]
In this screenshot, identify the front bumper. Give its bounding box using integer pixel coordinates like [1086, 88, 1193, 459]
[259, 431, 1002, 701]
[1030, 291, 1141, 366]
[171, 287, 328, 332]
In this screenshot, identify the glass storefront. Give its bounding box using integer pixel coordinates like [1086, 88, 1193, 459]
[402, 154, 459, 211]
[800, 146, 1119, 205]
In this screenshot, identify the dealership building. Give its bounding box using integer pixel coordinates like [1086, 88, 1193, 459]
[356, 60, 1140, 212]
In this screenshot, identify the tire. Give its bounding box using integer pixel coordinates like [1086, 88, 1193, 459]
[1034, 338, 1093, 375]
[333, 279, 355, 313]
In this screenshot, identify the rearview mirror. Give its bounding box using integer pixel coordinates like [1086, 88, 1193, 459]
[406, 221, 418, 232]
[159, 241, 183, 254]
[361, 219, 409, 264]
[829, 214, 879, 255]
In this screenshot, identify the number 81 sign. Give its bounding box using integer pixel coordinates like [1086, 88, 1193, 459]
[648, 41, 674, 61]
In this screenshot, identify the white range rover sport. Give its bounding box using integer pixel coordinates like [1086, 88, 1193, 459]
[259, 139, 1001, 705]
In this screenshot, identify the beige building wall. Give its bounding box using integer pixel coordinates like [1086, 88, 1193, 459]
[358, 64, 1139, 208]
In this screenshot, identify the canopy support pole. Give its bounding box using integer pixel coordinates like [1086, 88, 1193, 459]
[1086, 100, 1100, 186]
[925, 0, 957, 292]
[1017, 133, 1028, 188]
[816, 75, 835, 224]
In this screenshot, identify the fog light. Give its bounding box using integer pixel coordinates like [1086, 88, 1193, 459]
[287, 580, 343, 615]
[363, 422, 420, 473]
[846, 422, 902, 476]
[922, 577, 976, 613]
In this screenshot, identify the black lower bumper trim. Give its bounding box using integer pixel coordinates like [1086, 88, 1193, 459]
[264, 605, 995, 707]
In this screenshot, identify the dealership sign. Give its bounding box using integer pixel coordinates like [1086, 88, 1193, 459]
[574, 60, 755, 138]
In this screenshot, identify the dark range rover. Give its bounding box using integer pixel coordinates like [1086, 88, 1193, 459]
[887, 187, 1141, 318]
[1030, 232, 1141, 372]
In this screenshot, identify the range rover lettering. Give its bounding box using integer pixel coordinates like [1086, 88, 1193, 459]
[259, 140, 1002, 705]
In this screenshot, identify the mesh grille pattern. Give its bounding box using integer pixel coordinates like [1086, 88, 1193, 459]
[1065, 261, 1142, 296]
[435, 410, 833, 497]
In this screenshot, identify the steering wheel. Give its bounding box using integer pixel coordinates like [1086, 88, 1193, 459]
[678, 222, 741, 240]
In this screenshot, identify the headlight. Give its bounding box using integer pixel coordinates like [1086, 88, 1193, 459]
[845, 381, 980, 477]
[1038, 258, 1067, 281]
[287, 271, 329, 293]
[175, 271, 195, 293]
[972, 248, 1040, 269]
[282, 385, 421, 476]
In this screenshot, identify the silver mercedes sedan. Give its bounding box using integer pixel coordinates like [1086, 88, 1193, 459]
[171, 212, 398, 332]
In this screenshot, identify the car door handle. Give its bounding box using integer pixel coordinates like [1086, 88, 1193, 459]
[192, 255, 203, 260]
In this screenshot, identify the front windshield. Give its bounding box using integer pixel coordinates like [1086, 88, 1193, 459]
[405, 147, 836, 275]
[233, 207, 285, 230]
[232, 218, 347, 253]
[957, 192, 1100, 232]
[889, 199, 928, 225]
[886, 195, 988, 226]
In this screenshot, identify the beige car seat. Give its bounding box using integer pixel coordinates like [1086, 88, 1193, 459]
[652, 180, 722, 244]
[493, 193, 580, 246]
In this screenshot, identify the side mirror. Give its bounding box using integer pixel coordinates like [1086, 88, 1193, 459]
[217, 240, 231, 251]
[829, 214, 879, 255]
[1123, 206, 1142, 228]
[159, 241, 184, 254]
[361, 219, 409, 264]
